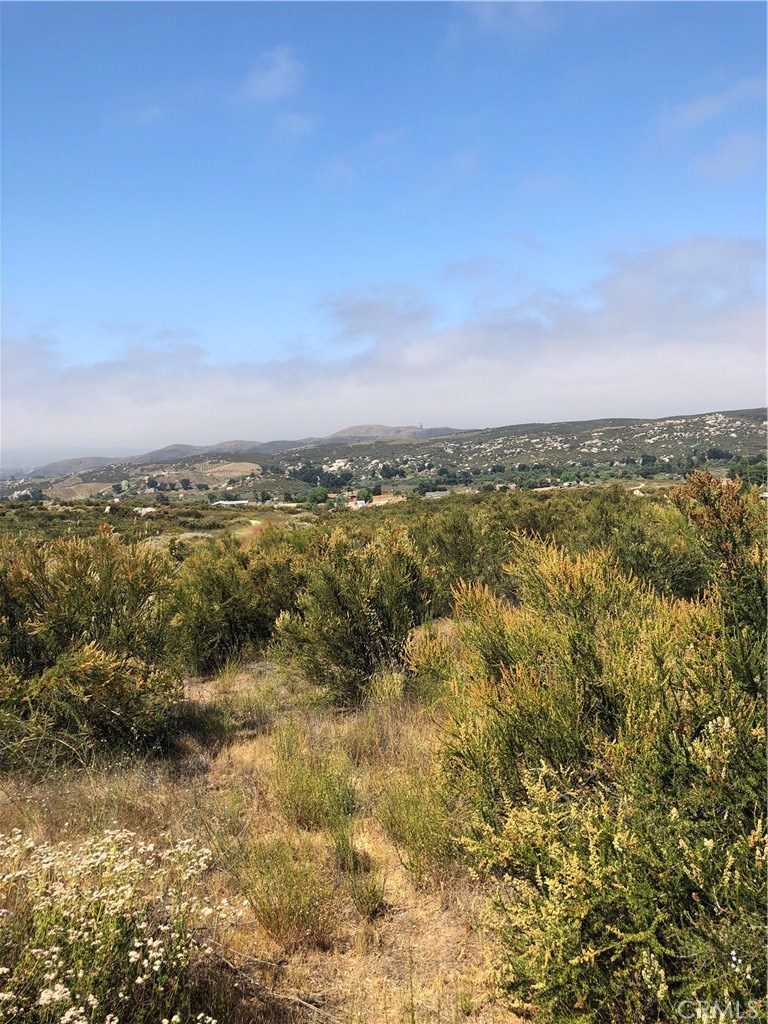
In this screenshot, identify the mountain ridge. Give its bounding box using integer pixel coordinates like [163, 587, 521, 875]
[25, 424, 463, 478]
[14, 409, 766, 482]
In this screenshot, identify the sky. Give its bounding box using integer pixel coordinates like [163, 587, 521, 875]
[1, 1, 766, 466]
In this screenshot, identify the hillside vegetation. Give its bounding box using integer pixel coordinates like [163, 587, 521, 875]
[0, 475, 765, 1023]
[4, 407, 765, 504]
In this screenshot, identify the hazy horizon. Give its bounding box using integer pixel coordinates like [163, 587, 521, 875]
[2, 2, 765, 468]
[5, 401, 767, 472]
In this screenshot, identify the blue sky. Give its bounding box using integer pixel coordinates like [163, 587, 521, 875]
[2, 1, 765, 464]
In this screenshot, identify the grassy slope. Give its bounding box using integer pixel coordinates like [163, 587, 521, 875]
[0, 660, 521, 1024]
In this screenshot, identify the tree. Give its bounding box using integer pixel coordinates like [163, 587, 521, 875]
[303, 486, 328, 505]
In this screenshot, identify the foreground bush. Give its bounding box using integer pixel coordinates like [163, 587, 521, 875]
[442, 517, 766, 1021]
[0, 829, 245, 1023]
[273, 528, 438, 702]
[2, 644, 179, 766]
[0, 530, 176, 677]
[0, 532, 180, 767]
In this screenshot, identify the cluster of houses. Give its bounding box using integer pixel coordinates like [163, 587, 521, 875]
[206, 492, 409, 511]
[341, 493, 406, 510]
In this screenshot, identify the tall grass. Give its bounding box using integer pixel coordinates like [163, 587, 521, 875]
[376, 766, 455, 886]
[231, 835, 337, 952]
[271, 718, 358, 831]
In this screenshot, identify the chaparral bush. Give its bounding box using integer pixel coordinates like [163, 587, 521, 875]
[273, 528, 438, 703]
[439, 475, 766, 1022]
[0, 531, 180, 766]
[0, 530, 176, 677]
[172, 536, 304, 675]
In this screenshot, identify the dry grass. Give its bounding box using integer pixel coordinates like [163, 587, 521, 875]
[0, 661, 522, 1023]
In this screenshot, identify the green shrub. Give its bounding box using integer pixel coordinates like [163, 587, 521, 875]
[172, 538, 302, 675]
[402, 621, 461, 703]
[273, 528, 438, 702]
[591, 492, 709, 600]
[0, 532, 181, 766]
[0, 530, 176, 678]
[441, 530, 766, 1021]
[671, 471, 766, 693]
[30, 643, 177, 753]
[347, 869, 387, 920]
[271, 718, 358, 831]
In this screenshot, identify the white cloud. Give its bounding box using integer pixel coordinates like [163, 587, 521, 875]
[274, 112, 316, 139]
[696, 132, 764, 182]
[441, 258, 504, 283]
[129, 106, 166, 124]
[239, 47, 304, 102]
[450, 1, 558, 44]
[318, 156, 355, 185]
[2, 236, 764, 465]
[659, 78, 764, 133]
[318, 128, 407, 187]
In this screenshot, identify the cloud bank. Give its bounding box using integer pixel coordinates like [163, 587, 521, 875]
[2, 236, 764, 466]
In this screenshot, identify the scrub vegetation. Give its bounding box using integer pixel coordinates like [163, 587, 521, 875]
[0, 474, 764, 1023]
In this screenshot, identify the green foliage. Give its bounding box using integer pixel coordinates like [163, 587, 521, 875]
[347, 869, 387, 920]
[480, 770, 765, 1024]
[579, 487, 709, 599]
[671, 471, 766, 693]
[271, 718, 358, 832]
[172, 537, 303, 674]
[0, 529, 176, 676]
[728, 457, 768, 487]
[0, 531, 181, 766]
[24, 643, 177, 754]
[440, 518, 766, 1021]
[273, 528, 438, 702]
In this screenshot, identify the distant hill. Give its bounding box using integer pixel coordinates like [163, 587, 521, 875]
[327, 424, 461, 441]
[27, 424, 461, 477]
[29, 455, 120, 477]
[16, 411, 766, 500]
[30, 441, 266, 478]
